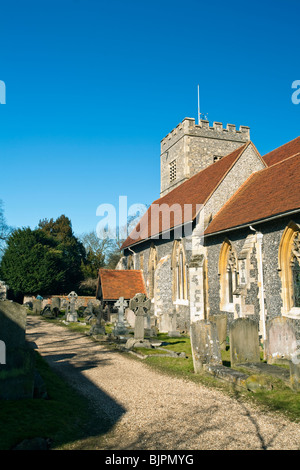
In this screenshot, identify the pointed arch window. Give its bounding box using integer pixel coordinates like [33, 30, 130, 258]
[219, 240, 238, 311]
[172, 241, 188, 302]
[279, 222, 300, 315]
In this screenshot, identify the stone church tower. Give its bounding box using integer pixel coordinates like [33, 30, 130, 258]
[160, 117, 250, 196]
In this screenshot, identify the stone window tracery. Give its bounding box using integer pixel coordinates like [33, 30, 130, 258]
[279, 222, 300, 316]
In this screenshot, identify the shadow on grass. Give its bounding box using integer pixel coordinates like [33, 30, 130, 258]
[0, 317, 127, 450]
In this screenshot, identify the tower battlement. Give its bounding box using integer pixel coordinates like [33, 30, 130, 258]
[161, 117, 250, 153]
[160, 117, 251, 197]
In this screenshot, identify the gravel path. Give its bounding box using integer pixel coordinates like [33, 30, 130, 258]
[26, 315, 300, 450]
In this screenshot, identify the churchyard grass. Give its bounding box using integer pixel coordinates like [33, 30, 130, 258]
[133, 333, 300, 423]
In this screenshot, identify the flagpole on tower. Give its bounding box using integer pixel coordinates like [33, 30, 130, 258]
[197, 84, 201, 126]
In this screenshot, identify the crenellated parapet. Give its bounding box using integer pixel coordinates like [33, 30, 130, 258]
[161, 117, 250, 153]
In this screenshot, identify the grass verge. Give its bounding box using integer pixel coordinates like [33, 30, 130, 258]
[133, 333, 300, 423]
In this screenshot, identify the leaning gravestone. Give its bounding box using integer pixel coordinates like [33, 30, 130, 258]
[229, 317, 260, 366]
[0, 300, 35, 399]
[190, 320, 222, 373]
[265, 316, 297, 364]
[209, 314, 227, 350]
[125, 293, 151, 349]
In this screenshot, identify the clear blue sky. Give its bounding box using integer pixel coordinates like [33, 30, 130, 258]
[0, 0, 299, 237]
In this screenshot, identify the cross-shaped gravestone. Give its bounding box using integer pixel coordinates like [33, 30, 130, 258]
[129, 293, 151, 341]
[113, 297, 128, 335]
[66, 291, 78, 322]
[114, 297, 128, 323]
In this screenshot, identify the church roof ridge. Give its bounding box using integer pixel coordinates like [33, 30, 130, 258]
[121, 142, 250, 249]
[205, 151, 300, 236]
[263, 136, 300, 167]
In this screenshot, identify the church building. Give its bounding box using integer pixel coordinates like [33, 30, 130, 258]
[105, 117, 300, 342]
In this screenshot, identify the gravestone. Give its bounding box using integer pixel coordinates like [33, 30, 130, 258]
[229, 317, 260, 366]
[125, 308, 135, 328]
[88, 305, 106, 336]
[209, 314, 227, 350]
[190, 320, 222, 373]
[66, 291, 78, 322]
[83, 301, 94, 321]
[266, 316, 297, 364]
[61, 298, 68, 311]
[0, 300, 35, 399]
[32, 299, 42, 315]
[51, 297, 61, 316]
[168, 310, 181, 337]
[125, 293, 151, 348]
[113, 297, 128, 336]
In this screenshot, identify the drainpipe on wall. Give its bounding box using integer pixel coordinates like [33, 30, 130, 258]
[250, 226, 266, 341]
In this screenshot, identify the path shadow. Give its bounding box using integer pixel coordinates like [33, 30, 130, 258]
[25, 317, 127, 449]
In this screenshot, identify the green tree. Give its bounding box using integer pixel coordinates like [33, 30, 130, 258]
[0, 227, 65, 299]
[0, 200, 13, 257]
[38, 215, 85, 292]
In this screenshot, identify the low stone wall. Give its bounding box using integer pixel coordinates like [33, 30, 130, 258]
[24, 295, 100, 310]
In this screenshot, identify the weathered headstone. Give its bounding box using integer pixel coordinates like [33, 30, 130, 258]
[66, 291, 78, 322]
[88, 305, 106, 336]
[113, 297, 128, 336]
[209, 314, 227, 350]
[125, 293, 151, 348]
[82, 301, 94, 322]
[60, 298, 68, 310]
[168, 310, 181, 337]
[190, 320, 222, 373]
[125, 308, 135, 328]
[51, 297, 61, 314]
[32, 299, 42, 315]
[0, 300, 35, 399]
[266, 316, 297, 364]
[41, 304, 56, 319]
[229, 317, 260, 366]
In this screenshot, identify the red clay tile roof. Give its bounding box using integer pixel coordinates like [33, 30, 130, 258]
[97, 269, 146, 300]
[205, 152, 300, 235]
[263, 136, 300, 167]
[121, 142, 252, 249]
